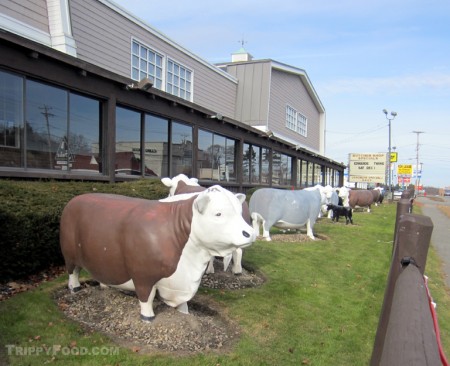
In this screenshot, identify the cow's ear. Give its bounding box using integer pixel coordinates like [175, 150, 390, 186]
[161, 177, 172, 187]
[194, 194, 211, 214]
[235, 193, 246, 204]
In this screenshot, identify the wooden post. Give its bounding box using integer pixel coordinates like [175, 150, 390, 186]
[380, 265, 440, 365]
[370, 213, 433, 365]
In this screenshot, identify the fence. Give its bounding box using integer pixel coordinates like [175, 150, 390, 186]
[370, 189, 448, 365]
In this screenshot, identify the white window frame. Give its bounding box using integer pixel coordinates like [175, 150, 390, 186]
[285, 105, 307, 137]
[131, 39, 164, 90]
[166, 58, 193, 102]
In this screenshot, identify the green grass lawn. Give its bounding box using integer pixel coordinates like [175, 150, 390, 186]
[1, 202, 449, 365]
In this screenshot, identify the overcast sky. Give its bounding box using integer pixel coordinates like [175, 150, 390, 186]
[112, 0, 450, 188]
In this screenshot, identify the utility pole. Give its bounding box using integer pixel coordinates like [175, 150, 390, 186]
[412, 131, 424, 193]
[39, 105, 55, 168]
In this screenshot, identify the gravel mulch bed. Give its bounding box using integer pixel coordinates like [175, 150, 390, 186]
[53, 259, 265, 355]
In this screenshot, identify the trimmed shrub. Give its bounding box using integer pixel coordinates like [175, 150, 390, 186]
[0, 179, 169, 281]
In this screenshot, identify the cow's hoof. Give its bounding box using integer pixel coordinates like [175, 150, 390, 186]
[70, 286, 82, 293]
[140, 314, 155, 322]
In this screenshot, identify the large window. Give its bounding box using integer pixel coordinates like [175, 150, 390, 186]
[116, 109, 191, 178]
[167, 59, 192, 101]
[0, 75, 103, 173]
[286, 105, 307, 137]
[198, 129, 236, 181]
[131, 40, 163, 89]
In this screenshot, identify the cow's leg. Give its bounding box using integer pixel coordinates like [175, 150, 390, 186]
[251, 213, 262, 236]
[367, 205, 371, 213]
[327, 208, 333, 219]
[139, 286, 156, 322]
[231, 248, 243, 275]
[306, 219, 315, 240]
[176, 302, 189, 314]
[205, 257, 215, 274]
[262, 226, 271, 241]
[223, 253, 232, 272]
[68, 266, 81, 293]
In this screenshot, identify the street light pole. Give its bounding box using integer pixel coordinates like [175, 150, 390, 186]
[383, 109, 397, 200]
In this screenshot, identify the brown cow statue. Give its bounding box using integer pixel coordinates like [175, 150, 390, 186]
[60, 185, 255, 321]
[338, 187, 375, 212]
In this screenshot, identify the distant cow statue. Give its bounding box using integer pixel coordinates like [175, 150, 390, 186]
[338, 187, 375, 212]
[161, 174, 252, 275]
[249, 187, 322, 241]
[304, 184, 337, 218]
[372, 187, 385, 205]
[60, 186, 255, 321]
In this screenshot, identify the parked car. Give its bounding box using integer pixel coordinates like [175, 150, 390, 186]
[393, 190, 403, 200]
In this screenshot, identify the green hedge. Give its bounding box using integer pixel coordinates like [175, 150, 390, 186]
[0, 179, 169, 282]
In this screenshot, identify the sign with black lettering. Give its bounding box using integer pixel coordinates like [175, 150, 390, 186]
[348, 153, 387, 183]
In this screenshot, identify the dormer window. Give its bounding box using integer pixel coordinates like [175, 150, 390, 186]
[131, 40, 163, 90]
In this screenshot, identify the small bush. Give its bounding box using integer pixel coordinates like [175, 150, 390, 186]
[0, 178, 169, 281]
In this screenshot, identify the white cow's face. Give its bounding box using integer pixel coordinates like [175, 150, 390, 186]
[191, 185, 255, 257]
[338, 186, 350, 199]
[323, 185, 334, 201]
[161, 174, 200, 197]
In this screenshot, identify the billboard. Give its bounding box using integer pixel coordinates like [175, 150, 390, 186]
[348, 153, 387, 183]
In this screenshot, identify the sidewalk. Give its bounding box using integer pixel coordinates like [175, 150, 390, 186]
[415, 196, 450, 288]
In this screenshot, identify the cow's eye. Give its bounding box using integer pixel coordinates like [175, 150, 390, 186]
[215, 212, 221, 217]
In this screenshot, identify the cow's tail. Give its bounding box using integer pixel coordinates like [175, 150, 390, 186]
[251, 212, 264, 237]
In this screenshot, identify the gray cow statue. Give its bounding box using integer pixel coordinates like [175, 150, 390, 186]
[249, 187, 322, 241]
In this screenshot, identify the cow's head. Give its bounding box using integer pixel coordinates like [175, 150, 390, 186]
[191, 185, 255, 256]
[338, 187, 350, 206]
[323, 185, 335, 203]
[161, 174, 200, 197]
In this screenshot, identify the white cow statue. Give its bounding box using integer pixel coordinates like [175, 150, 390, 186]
[161, 174, 249, 275]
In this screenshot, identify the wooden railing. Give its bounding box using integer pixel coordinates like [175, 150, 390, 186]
[370, 189, 447, 365]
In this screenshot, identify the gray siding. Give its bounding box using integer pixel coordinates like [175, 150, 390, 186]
[269, 68, 321, 152]
[224, 62, 271, 126]
[1, 0, 49, 33]
[69, 0, 237, 119]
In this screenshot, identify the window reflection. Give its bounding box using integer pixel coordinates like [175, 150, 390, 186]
[272, 151, 292, 186]
[261, 147, 270, 184]
[171, 121, 192, 177]
[68, 93, 101, 173]
[144, 114, 168, 177]
[198, 129, 236, 181]
[26, 80, 67, 169]
[0, 71, 23, 167]
[115, 107, 142, 176]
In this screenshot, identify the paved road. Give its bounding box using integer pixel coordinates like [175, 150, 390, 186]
[416, 196, 450, 288]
